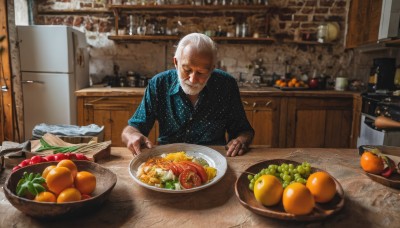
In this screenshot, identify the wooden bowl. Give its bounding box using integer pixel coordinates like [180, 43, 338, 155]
[359, 145, 400, 189]
[3, 161, 117, 219]
[235, 159, 344, 221]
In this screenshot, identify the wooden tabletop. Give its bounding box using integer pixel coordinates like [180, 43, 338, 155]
[1, 146, 399, 227]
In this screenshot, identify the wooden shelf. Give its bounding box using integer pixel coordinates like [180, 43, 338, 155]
[108, 35, 276, 43]
[282, 39, 335, 45]
[108, 4, 272, 12]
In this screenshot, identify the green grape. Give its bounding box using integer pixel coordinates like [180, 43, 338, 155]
[247, 174, 254, 180]
[277, 166, 282, 173]
[283, 174, 291, 182]
[297, 166, 305, 175]
[269, 168, 276, 175]
[304, 166, 311, 173]
[249, 182, 254, 190]
[288, 164, 294, 169]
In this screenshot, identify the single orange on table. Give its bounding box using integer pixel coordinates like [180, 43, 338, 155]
[74, 171, 97, 195]
[57, 159, 78, 178]
[34, 191, 56, 203]
[360, 151, 384, 174]
[46, 167, 74, 195]
[306, 171, 336, 203]
[57, 187, 82, 203]
[282, 182, 315, 215]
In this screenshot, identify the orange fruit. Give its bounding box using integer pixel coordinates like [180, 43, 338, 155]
[75, 171, 97, 195]
[34, 191, 56, 203]
[306, 172, 336, 203]
[253, 175, 283, 206]
[57, 187, 82, 203]
[360, 152, 384, 174]
[57, 159, 78, 178]
[46, 167, 74, 195]
[283, 183, 315, 215]
[42, 165, 56, 178]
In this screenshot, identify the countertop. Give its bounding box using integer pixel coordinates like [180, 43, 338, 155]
[1, 146, 399, 227]
[75, 86, 360, 98]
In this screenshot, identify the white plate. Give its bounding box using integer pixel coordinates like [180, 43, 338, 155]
[128, 143, 227, 193]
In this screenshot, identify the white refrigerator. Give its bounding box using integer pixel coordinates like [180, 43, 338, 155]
[17, 25, 89, 140]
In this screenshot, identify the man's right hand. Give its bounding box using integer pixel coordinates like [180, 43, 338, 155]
[122, 126, 153, 156]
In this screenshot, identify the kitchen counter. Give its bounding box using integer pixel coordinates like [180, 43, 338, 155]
[75, 87, 360, 98]
[1, 146, 399, 227]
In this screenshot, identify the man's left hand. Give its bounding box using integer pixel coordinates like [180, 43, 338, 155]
[226, 139, 249, 157]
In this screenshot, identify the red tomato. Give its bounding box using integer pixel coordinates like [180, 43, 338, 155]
[81, 194, 92, 200]
[54, 153, 67, 161]
[167, 163, 180, 176]
[67, 153, 77, 160]
[179, 169, 201, 189]
[29, 155, 43, 165]
[12, 165, 21, 172]
[19, 159, 31, 167]
[176, 163, 197, 173]
[75, 154, 89, 160]
[180, 161, 208, 183]
[45, 155, 55, 161]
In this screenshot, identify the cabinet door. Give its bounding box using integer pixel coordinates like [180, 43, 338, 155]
[82, 97, 140, 147]
[78, 96, 159, 147]
[287, 98, 352, 148]
[346, 0, 382, 48]
[242, 97, 280, 147]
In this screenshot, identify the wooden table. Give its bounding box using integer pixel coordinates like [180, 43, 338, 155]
[1, 146, 400, 227]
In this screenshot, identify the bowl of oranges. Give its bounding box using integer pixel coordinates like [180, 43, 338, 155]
[3, 159, 117, 219]
[235, 159, 344, 221]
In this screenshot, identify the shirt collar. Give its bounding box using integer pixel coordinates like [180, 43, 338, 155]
[168, 71, 181, 96]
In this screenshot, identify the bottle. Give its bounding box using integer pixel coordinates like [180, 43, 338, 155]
[128, 15, 135, 35]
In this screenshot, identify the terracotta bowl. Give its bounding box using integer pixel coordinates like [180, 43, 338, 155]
[3, 161, 117, 219]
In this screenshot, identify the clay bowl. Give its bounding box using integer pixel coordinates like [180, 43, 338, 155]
[3, 160, 117, 219]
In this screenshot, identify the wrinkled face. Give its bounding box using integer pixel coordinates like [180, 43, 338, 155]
[174, 45, 214, 95]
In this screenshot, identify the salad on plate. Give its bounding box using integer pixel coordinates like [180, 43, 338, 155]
[137, 151, 217, 190]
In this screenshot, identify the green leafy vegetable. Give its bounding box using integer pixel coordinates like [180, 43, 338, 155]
[16, 172, 46, 197]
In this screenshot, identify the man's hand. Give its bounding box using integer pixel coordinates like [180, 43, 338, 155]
[226, 138, 249, 157]
[225, 131, 253, 157]
[122, 126, 153, 156]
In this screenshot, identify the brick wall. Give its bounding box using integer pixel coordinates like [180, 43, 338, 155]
[32, 0, 357, 83]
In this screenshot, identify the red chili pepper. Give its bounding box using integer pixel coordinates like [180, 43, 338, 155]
[380, 156, 397, 178]
[381, 167, 393, 178]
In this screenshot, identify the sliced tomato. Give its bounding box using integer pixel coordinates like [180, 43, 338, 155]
[179, 169, 201, 189]
[176, 162, 197, 173]
[167, 163, 180, 176]
[180, 161, 208, 183]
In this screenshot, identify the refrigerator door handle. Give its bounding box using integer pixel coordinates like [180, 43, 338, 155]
[21, 80, 44, 84]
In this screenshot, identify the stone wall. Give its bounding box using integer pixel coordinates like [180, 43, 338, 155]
[31, 0, 356, 83]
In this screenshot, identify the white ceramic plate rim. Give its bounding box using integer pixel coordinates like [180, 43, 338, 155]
[128, 143, 227, 193]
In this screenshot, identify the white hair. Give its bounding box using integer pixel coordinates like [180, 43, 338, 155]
[174, 33, 218, 66]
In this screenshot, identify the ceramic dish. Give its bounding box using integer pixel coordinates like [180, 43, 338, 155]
[129, 143, 227, 193]
[235, 159, 344, 221]
[4, 160, 117, 219]
[273, 85, 309, 91]
[359, 145, 400, 189]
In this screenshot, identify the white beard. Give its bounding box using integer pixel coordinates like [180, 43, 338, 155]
[177, 71, 209, 95]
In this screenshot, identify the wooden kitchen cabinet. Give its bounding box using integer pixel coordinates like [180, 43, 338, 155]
[77, 96, 158, 147]
[283, 97, 353, 148]
[346, 0, 382, 48]
[241, 96, 280, 147]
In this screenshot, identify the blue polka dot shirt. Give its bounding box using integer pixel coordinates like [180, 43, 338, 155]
[128, 69, 254, 145]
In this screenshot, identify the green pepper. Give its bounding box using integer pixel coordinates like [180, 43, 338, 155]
[165, 180, 176, 189]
